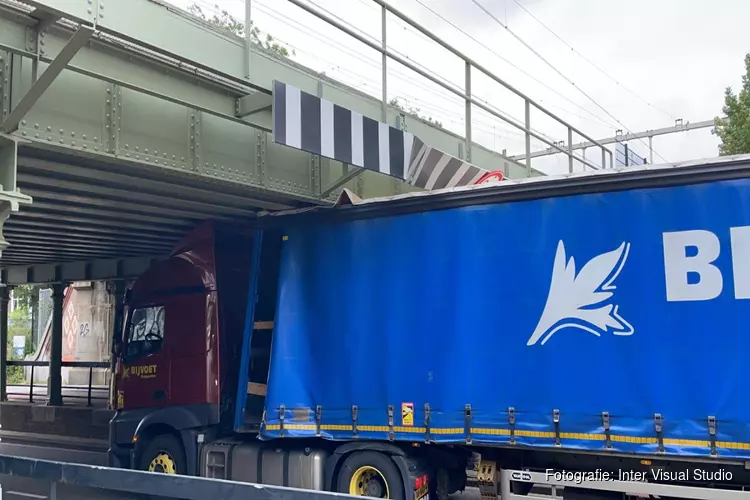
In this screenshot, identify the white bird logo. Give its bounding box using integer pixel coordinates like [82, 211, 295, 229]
[527, 240, 634, 346]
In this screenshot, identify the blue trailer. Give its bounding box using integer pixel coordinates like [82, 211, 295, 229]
[110, 155, 750, 500]
[260, 161, 750, 458]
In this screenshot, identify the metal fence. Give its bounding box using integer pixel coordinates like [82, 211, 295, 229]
[5, 360, 109, 407]
[285, 0, 614, 174]
[0, 454, 357, 500]
[1, 454, 749, 500]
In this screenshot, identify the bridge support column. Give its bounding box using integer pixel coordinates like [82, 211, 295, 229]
[108, 280, 126, 408]
[0, 284, 9, 401]
[0, 136, 32, 259]
[47, 282, 64, 406]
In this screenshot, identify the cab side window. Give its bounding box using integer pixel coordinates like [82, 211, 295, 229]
[125, 305, 165, 359]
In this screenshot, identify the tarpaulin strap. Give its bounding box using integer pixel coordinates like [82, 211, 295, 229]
[508, 407, 516, 445]
[424, 404, 431, 444]
[315, 405, 322, 437]
[654, 413, 664, 453]
[279, 405, 285, 438]
[602, 412, 612, 450]
[553, 409, 561, 447]
[388, 405, 394, 442]
[464, 405, 472, 444]
[352, 405, 359, 438]
[708, 416, 717, 457]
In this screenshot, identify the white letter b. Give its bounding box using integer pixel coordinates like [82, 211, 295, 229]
[663, 230, 722, 301]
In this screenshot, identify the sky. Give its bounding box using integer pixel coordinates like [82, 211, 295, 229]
[167, 0, 750, 175]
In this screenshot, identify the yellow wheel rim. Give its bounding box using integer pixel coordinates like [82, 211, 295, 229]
[349, 465, 390, 498]
[148, 452, 177, 474]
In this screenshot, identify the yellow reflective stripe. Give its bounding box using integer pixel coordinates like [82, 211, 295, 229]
[261, 424, 750, 450]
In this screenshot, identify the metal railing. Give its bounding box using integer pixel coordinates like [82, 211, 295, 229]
[284, 0, 614, 174]
[5, 360, 109, 407]
[0, 0, 612, 183]
[0, 454, 747, 500]
[0, 454, 356, 500]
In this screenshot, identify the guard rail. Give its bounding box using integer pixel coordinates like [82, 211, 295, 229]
[5, 360, 109, 406]
[0, 454, 358, 500]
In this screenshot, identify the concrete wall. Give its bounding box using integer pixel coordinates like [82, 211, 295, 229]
[25, 282, 113, 387]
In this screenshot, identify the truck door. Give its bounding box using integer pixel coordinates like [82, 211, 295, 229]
[120, 303, 169, 409]
[119, 287, 209, 410]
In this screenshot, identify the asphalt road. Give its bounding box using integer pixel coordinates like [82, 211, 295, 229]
[0, 431, 134, 499]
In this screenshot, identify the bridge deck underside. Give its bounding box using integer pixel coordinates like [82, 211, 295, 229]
[1, 147, 308, 268]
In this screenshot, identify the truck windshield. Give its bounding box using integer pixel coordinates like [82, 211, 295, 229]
[124, 305, 165, 360]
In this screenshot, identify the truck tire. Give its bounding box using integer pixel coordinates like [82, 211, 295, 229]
[336, 451, 405, 500]
[138, 433, 186, 475]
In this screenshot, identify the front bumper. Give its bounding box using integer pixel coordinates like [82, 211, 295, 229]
[107, 443, 132, 469]
[108, 408, 151, 469]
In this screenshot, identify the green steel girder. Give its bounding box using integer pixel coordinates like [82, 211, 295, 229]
[0, 0, 420, 202]
[0, 24, 93, 133]
[0, 0, 534, 201]
[0, 0, 547, 274]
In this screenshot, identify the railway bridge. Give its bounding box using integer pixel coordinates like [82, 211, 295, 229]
[0, 0, 610, 475]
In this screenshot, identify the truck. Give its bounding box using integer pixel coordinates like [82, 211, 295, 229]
[108, 154, 750, 499]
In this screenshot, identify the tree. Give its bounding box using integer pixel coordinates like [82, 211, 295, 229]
[389, 97, 443, 128]
[714, 53, 750, 155]
[12, 284, 36, 310]
[11, 284, 39, 350]
[6, 306, 33, 385]
[187, 4, 295, 58]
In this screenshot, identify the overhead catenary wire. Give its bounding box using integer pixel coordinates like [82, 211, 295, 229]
[203, 0, 595, 162]
[412, 0, 618, 131]
[510, 0, 677, 122]
[303, 0, 593, 154]
[252, 0, 529, 144]
[255, 0, 556, 150]
[199, 0, 531, 152]
[471, 0, 669, 164]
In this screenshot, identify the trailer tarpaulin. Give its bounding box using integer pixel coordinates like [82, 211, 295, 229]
[261, 177, 750, 459]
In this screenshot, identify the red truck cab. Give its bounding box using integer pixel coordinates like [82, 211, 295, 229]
[110, 222, 256, 474]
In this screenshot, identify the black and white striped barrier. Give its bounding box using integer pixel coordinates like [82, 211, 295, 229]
[272, 80, 504, 191]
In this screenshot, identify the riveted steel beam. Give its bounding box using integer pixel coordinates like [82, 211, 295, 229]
[321, 165, 365, 198]
[1, 0, 545, 188]
[0, 25, 93, 134]
[237, 92, 272, 118]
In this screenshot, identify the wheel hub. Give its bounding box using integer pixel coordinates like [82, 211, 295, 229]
[350, 466, 390, 498]
[148, 452, 176, 474]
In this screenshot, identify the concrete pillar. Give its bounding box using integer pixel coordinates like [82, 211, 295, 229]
[47, 283, 64, 406]
[75, 282, 104, 363]
[0, 285, 9, 402]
